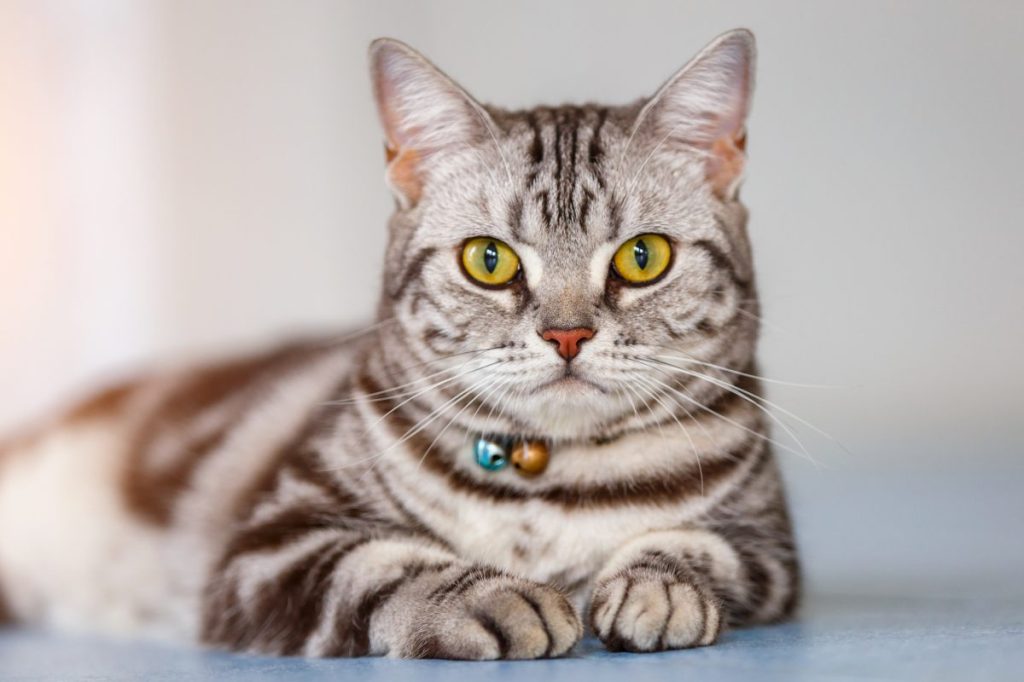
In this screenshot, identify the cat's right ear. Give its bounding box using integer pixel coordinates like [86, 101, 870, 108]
[369, 39, 492, 209]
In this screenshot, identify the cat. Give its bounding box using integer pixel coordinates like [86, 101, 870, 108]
[0, 28, 799, 659]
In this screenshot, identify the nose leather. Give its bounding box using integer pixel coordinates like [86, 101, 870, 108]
[540, 328, 595, 361]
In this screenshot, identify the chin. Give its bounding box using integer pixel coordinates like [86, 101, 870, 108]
[517, 375, 621, 441]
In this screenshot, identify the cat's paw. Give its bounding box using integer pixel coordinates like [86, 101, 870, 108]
[405, 567, 582, 660]
[590, 568, 722, 653]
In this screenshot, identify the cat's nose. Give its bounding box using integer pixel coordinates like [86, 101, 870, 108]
[540, 328, 596, 361]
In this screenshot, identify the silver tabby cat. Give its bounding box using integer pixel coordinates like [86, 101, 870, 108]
[0, 29, 799, 658]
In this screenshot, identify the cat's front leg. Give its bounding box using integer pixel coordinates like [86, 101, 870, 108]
[201, 517, 581, 659]
[589, 526, 798, 652]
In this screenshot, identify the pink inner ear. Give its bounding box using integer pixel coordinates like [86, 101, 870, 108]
[386, 146, 423, 206]
[707, 132, 746, 199]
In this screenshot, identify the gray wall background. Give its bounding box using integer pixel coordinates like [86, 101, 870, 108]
[2, 0, 1022, 486]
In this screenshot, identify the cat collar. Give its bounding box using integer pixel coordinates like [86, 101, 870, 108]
[473, 435, 549, 477]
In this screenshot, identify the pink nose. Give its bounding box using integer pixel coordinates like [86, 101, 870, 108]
[540, 328, 596, 361]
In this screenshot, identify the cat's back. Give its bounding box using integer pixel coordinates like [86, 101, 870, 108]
[0, 332, 360, 634]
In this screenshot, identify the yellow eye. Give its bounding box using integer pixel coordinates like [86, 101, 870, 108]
[461, 237, 521, 287]
[612, 234, 672, 284]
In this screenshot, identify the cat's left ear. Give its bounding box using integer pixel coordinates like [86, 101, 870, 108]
[636, 29, 756, 200]
[370, 38, 494, 208]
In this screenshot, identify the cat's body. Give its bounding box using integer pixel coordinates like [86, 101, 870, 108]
[0, 30, 799, 658]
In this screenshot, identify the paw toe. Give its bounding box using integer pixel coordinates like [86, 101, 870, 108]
[464, 575, 581, 659]
[475, 590, 548, 659]
[407, 616, 502, 660]
[616, 581, 671, 652]
[592, 575, 721, 653]
[524, 584, 583, 656]
[664, 582, 707, 648]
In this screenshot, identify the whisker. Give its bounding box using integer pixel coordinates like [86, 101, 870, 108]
[383, 343, 509, 375]
[366, 360, 501, 435]
[466, 100, 514, 190]
[626, 376, 670, 442]
[324, 317, 398, 345]
[643, 360, 812, 462]
[634, 370, 728, 469]
[734, 306, 798, 340]
[321, 361, 502, 473]
[652, 349, 840, 389]
[625, 121, 708, 197]
[322, 345, 507, 407]
[617, 382, 643, 427]
[325, 360, 472, 406]
[635, 365, 815, 462]
[475, 368, 516, 432]
[357, 376, 492, 480]
[414, 375, 502, 475]
[632, 374, 705, 494]
[647, 357, 845, 457]
[458, 372, 511, 453]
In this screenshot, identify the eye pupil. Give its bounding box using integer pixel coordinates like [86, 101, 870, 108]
[634, 239, 649, 270]
[484, 241, 499, 273]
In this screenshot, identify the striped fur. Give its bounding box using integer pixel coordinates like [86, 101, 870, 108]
[0, 30, 799, 658]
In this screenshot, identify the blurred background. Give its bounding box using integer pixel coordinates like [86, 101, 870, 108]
[1, 0, 1022, 597]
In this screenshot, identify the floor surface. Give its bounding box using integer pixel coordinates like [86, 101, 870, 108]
[1, 593, 1023, 681]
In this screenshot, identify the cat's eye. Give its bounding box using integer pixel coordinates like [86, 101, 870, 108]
[461, 237, 521, 287]
[612, 233, 672, 284]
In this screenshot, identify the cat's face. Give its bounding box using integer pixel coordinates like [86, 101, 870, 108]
[371, 31, 759, 441]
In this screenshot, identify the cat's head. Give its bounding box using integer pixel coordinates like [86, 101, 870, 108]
[369, 30, 760, 442]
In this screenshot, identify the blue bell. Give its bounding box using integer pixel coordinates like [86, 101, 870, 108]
[473, 437, 509, 471]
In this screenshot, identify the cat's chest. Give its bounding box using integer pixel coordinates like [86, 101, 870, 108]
[372, 430, 726, 588]
[442, 497, 682, 590]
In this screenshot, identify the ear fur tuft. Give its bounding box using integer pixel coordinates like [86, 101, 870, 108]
[636, 29, 756, 199]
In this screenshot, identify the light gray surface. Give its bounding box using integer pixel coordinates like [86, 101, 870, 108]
[2, 594, 1021, 681]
